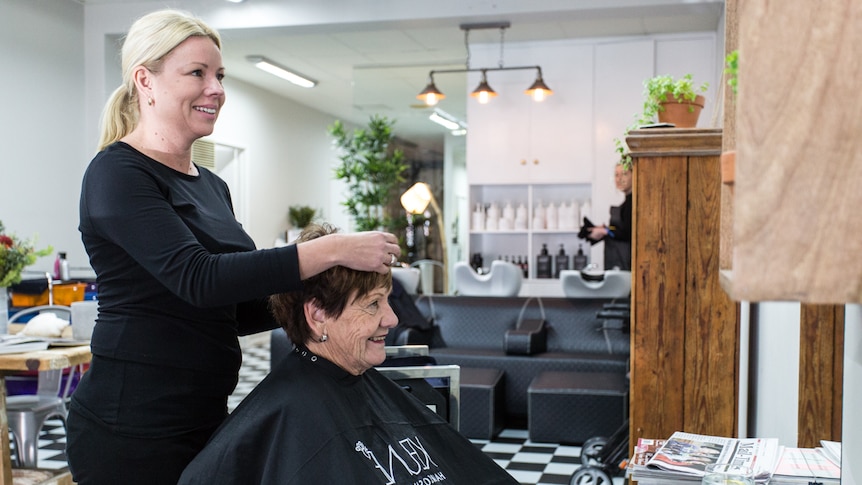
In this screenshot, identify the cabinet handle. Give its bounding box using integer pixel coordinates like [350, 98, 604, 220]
[533, 159, 539, 165]
[520, 159, 527, 166]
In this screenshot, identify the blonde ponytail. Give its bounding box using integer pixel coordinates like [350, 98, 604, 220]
[98, 84, 139, 151]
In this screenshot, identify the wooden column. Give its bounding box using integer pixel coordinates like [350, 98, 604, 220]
[627, 128, 739, 447]
[798, 305, 844, 447]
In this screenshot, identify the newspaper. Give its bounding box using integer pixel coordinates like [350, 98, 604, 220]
[645, 431, 780, 483]
[770, 447, 840, 484]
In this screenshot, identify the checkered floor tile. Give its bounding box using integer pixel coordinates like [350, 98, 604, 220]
[12, 337, 626, 484]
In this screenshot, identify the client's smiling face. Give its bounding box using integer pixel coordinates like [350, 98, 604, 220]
[323, 285, 398, 375]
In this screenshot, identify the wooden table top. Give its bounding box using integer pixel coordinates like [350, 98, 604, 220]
[0, 344, 91, 373]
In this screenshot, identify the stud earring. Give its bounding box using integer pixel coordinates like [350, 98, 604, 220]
[147, 97, 154, 106]
[319, 333, 328, 343]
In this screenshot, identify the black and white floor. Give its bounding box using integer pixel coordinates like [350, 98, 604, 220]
[18, 339, 624, 485]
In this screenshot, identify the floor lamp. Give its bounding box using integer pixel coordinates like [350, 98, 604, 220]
[400, 182, 448, 293]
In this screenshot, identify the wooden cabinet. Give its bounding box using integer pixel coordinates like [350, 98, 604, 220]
[627, 128, 740, 445]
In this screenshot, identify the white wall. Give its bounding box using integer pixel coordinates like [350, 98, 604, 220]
[210, 77, 352, 243]
[750, 302, 801, 444]
[0, 0, 87, 276]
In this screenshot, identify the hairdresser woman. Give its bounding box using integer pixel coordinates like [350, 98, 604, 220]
[66, 9, 400, 485]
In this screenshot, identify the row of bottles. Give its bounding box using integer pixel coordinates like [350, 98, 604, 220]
[469, 253, 530, 278]
[472, 200, 591, 232]
[534, 243, 589, 279]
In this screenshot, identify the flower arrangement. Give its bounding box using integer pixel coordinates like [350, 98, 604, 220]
[0, 220, 52, 287]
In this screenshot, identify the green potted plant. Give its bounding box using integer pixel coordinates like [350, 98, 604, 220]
[640, 73, 709, 128]
[722, 50, 739, 187]
[288, 205, 317, 230]
[329, 115, 407, 232]
[286, 205, 317, 242]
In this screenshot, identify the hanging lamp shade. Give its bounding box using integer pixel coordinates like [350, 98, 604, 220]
[470, 71, 498, 104]
[525, 73, 553, 101]
[417, 79, 445, 106]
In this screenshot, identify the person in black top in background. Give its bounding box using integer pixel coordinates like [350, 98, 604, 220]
[179, 223, 517, 485]
[66, 9, 400, 485]
[588, 163, 633, 270]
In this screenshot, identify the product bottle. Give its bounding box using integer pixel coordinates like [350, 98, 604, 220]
[573, 244, 588, 271]
[536, 243, 552, 279]
[554, 244, 569, 278]
[521, 255, 529, 278]
[58, 252, 70, 281]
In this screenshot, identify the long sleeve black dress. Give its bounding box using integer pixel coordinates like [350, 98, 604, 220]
[67, 141, 305, 484]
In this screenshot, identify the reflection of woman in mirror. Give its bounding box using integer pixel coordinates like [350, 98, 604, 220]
[588, 163, 632, 270]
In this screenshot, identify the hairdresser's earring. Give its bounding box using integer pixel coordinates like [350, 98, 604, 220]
[147, 97, 154, 106]
[319, 332, 328, 343]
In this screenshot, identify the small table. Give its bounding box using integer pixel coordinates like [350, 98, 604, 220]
[0, 345, 91, 484]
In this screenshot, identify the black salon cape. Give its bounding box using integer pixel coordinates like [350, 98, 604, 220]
[178, 347, 517, 485]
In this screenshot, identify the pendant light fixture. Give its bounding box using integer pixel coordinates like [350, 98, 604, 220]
[470, 70, 497, 104]
[417, 75, 445, 106]
[416, 22, 552, 106]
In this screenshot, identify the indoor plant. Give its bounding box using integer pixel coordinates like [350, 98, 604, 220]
[640, 73, 709, 128]
[329, 115, 407, 232]
[288, 205, 317, 231]
[721, 50, 739, 186]
[286, 205, 318, 242]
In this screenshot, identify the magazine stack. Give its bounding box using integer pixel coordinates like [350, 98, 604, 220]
[628, 432, 843, 484]
[627, 432, 780, 484]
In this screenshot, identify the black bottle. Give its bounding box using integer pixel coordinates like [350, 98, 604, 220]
[554, 244, 569, 278]
[536, 243, 552, 279]
[573, 244, 588, 271]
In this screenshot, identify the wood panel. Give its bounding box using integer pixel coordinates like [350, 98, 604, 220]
[732, 0, 862, 303]
[684, 154, 739, 436]
[628, 128, 738, 446]
[798, 304, 844, 447]
[630, 154, 688, 442]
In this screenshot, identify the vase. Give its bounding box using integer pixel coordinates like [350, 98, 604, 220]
[0, 287, 9, 335]
[658, 93, 705, 128]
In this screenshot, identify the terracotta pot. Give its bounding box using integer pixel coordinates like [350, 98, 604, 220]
[658, 93, 705, 128]
[721, 150, 735, 189]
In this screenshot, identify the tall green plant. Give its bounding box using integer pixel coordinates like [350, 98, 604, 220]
[329, 115, 407, 232]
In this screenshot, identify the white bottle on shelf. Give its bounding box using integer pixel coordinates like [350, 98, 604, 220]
[486, 202, 500, 231]
[580, 199, 592, 222]
[500, 201, 515, 230]
[533, 201, 546, 230]
[545, 202, 558, 230]
[515, 203, 528, 230]
[472, 203, 485, 231]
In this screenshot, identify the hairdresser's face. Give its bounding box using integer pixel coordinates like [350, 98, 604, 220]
[149, 36, 225, 142]
[614, 164, 632, 194]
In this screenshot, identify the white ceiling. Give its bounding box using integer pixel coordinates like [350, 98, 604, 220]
[80, 0, 725, 154]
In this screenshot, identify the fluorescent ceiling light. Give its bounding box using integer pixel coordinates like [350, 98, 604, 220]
[429, 109, 462, 131]
[429, 112, 460, 131]
[246, 56, 317, 88]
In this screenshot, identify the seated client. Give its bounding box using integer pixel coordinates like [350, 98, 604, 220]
[179, 223, 516, 484]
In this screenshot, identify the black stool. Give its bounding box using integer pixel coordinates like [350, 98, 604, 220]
[527, 371, 627, 444]
[459, 367, 505, 440]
